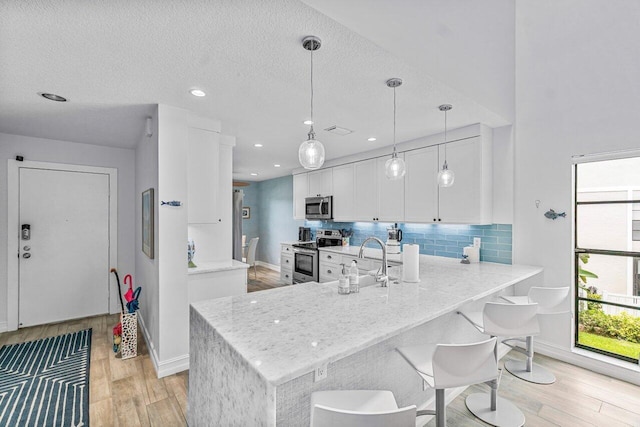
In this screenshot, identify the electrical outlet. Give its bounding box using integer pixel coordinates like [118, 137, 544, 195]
[314, 364, 328, 382]
[473, 237, 481, 248]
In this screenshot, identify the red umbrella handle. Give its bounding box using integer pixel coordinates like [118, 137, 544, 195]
[124, 274, 133, 291]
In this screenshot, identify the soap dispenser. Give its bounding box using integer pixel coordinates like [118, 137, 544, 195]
[349, 260, 359, 293]
[338, 264, 350, 295]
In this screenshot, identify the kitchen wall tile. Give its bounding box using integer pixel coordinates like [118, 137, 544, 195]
[305, 222, 513, 264]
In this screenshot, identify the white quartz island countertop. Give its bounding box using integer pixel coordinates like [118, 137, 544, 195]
[190, 256, 542, 386]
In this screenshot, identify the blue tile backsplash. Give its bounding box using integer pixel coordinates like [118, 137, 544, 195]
[305, 221, 513, 264]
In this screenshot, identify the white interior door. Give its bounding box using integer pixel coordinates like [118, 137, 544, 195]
[18, 167, 110, 327]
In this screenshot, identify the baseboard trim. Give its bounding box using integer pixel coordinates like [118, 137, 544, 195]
[534, 340, 640, 386]
[0, 321, 7, 333]
[137, 311, 189, 378]
[256, 261, 280, 272]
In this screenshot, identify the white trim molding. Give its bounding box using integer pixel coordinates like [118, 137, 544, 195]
[6, 160, 118, 331]
[138, 309, 189, 378]
[256, 261, 280, 272]
[0, 321, 7, 333]
[535, 340, 640, 386]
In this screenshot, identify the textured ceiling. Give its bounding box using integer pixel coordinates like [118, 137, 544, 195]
[0, 0, 510, 181]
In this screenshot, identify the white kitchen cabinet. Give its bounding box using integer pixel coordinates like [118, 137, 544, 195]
[187, 127, 220, 224]
[354, 159, 378, 221]
[307, 169, 333, 197]
[353, 155, 405, 222]
[404, 146, 439, 223]
[332, 164, 355, 221]
[293, 173, 308, 220]
[376, 155, 405, 222]
[404, 136, 492, 224]
[280, 244, 293, 284]
[437, 137, 491, 223]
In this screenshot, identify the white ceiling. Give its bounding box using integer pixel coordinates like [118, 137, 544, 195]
[0, 0, 512, 181]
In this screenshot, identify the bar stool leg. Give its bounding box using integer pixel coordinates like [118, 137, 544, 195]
[435, 389, 445, 427]
[465, 336, 525, 427]
[504, 335, 556, 385]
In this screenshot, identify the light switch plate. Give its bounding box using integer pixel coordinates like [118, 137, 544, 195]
[315, 364, 328, 382]
[473, 237, 481, 248]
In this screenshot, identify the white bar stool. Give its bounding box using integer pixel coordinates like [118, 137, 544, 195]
[501, 286, 570, 384]
[310, 390, 416, 427]
[458, 302, 537, 427]
[396, 337, 499, 427]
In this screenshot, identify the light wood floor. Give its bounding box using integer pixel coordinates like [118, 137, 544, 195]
[2, 314, 640, 426]
[247, 264, 289, 293]
[0, 314, 187, 426]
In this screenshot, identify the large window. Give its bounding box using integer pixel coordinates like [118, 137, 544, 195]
[575, 157, 640, 363]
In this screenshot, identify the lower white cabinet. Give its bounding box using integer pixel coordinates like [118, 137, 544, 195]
[280, 244, 293, 284]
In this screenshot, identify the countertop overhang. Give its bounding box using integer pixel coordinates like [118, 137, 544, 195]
[191, 255, 542, 385]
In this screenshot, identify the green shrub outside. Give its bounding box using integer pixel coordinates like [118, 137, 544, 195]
[579, 308, 640, 344]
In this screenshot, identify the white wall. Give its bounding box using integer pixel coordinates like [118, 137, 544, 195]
[135, 107, 160, 362]
[514, 0, 640, 350]
[0, 132, 136, 328]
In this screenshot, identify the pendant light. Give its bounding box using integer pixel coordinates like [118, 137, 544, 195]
[437, 104, 455, 187]
[384, 78, 406, 180]
[298, 36, 325, 170]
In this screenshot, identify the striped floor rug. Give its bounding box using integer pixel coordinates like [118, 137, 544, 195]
[0, 329, 92, 426]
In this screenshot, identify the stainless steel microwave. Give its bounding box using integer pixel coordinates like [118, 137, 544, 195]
[305, 196, 332, 220]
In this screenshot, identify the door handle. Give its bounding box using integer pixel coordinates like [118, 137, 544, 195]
[22, 253, 31, 259]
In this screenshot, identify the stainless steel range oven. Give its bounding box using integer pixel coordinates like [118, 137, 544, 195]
[292, 229, 342, 284]
[292, 244, 318, 284]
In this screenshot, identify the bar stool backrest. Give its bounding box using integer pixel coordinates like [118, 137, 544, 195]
[432, 337, 498, 389]
[483, 302, 540, 337]
[528, 287, 570, 315]
[312, 404, 416, 427]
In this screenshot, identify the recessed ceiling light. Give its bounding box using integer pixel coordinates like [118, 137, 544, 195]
[189, 89, 206, 97]
[254, 143, 263, 148]
[39, 92, 67, 102]
[250, 173, 258, 176]
[303, 120, 314, 125]
[368, 137, 377, 142]
[274, 164, 281, 168]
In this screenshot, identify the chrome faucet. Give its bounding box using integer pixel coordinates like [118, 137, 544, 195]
[358, 237, 389, 287]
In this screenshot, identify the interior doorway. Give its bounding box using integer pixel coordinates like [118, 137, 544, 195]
[7, 160, 118, 330]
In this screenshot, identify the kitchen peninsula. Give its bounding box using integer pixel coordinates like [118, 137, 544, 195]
[188, 255, 542, 426]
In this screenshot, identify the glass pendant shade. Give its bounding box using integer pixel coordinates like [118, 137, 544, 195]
[385, 152, 406, 179]
[298, 134, 325, 170]
[437, 161, 455, 187]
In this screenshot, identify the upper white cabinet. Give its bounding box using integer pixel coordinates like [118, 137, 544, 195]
[404, 136, 492, 224]
[437, 137, 492, 224]
[376, 155, 404, 222]
[354, 159, 378, 221]
[352, 156, 405, 222]
[293, 173, 308, 220]
[405, 146, 439, 223]
[332, 164, 355, 221]
[187, 128, 220, 224]
[307, 169, 333, 197]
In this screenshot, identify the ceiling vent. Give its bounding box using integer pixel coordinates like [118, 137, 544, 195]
[324, 125, 353, 136]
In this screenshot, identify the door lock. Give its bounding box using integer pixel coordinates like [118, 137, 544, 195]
[23, 246, 31, 251]
[22, 253, 31, 259]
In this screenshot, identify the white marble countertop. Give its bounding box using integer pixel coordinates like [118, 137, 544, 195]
[281, 240, 313, 246]
[191, 255, 542, 385]
[319, 245, 404, 264]
[187, 259, 249, 275]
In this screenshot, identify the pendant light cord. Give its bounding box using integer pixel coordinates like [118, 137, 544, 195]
[393, 86, 397, 155]
[444, 108, 448, 162]
[310, 47, 314, 134]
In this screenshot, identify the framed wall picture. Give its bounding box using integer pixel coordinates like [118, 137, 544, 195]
[142, 188, 154, 259]
[242, 207, 250, 219]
